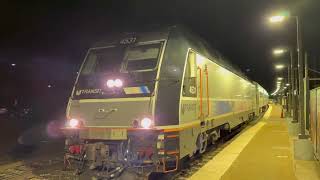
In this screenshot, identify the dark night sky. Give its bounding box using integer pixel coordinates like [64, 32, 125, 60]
[1, 0, 320, 99]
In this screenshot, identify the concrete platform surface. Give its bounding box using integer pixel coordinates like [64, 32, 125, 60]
[190, 105, 320, 180]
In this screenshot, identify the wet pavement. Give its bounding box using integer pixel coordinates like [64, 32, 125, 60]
[0, 138, 77, 180]
[0, 116, 74, 179]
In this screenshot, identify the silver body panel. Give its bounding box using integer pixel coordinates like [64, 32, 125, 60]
[68, 98, 153, 127]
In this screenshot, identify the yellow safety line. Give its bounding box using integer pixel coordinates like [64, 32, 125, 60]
[190, 106, 272, 180]
[263, 105, 272, 119]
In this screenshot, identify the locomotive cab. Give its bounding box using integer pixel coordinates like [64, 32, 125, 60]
[63, 30, 179, 177]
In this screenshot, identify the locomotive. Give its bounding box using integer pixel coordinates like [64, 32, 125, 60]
[63, 25, 268, 178]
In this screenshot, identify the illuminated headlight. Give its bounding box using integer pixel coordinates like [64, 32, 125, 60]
[106, 79, 123, 88]
[140, 117, 153, 129]
[69, 118, 80, 128]
[114, 79, 123, 88]
[106, 79, 115, 88]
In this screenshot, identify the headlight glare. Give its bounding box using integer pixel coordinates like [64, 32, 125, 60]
[140, 117, 152, 129]
[69, 118, 80, 128]
[114, 79, 123, 87]
[106, 79, 115, 88]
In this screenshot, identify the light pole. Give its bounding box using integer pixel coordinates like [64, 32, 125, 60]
[268, 12, 307, 138]
[274, 64, 287, 108]
[272, 48, 296, 119]
[289, 49, 299, 122]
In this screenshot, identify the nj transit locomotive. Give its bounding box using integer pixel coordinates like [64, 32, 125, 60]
[63, 26, 268, 178]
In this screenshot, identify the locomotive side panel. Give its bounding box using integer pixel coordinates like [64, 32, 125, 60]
[180, 51, 256, 126]
[179, 49, 257, 158]
[257, 84, 269, 112]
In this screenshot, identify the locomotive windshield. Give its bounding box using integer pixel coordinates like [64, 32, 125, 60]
[81, 47, 123, 75]
[81, 43, 162, 75]
[74, 42, 163, 99]
[124, 43, 161, 71]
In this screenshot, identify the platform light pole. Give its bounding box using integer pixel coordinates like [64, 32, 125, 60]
[289, 49, 299, 123]
[272, 48, 296, 119]
[274, 66, 287, 106]
[303, 52, 309, 136]
[268, 12, 307, 138]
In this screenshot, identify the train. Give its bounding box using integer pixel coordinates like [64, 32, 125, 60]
[62, 25, 269, 178]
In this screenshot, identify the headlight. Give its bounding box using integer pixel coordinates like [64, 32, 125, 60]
[106, 79, 123, 88]
[69, 118, 80, 128]
[114, 79, 123, 88]
[106, 79, 115, 88]
[140, 117, 152, 129]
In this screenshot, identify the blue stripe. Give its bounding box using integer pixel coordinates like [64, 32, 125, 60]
[214, 101, 233, 116]
[139, 86, 150, 94]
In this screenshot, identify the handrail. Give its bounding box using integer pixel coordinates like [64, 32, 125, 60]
[198, 66, 203, 118]
[205, 66, 210, 116]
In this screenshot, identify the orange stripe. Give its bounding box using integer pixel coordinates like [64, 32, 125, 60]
[163, 128, 181, 132]
[205, 67, 210, 116]
[166, 150, 179, 155]
[62, 122, 201, 133]
[158, 150, 179, 155]
[198, 66, 203, 117]
[166, 135, 179, 138]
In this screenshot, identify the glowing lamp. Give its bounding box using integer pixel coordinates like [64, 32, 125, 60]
[114, 79, 123, 88]
[269, 15, 285, 23]
[106, 79, 123, 88]
[106, 79, 115, 88]
[69, 118, 80, 128]
[273, 49, 285, 55]
[275, 64, 285, 70]
[141, 117, 152, 129]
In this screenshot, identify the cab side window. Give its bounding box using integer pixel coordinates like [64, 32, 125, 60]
[182, 51, 197, 97]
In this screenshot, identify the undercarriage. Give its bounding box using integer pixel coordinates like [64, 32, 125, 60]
[63, 130, 179, 179]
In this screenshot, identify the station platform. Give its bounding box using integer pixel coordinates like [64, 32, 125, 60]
[190, 104, 320, 180]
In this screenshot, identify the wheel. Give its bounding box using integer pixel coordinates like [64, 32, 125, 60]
[197, 133, 208, 154]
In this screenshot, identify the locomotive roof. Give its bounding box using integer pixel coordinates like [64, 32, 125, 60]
[172, 25, 252, 83]
[91, 25, 264, 91]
